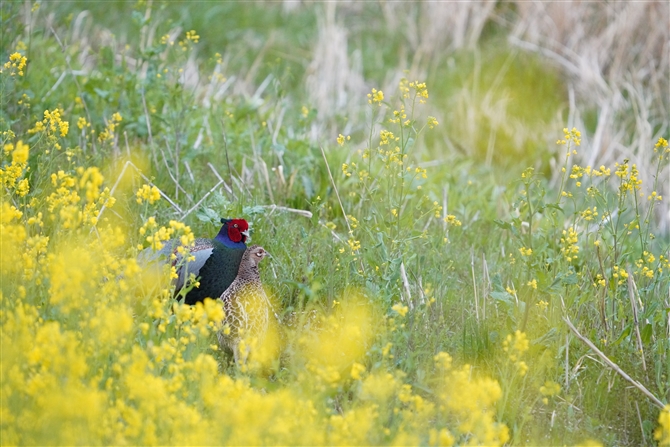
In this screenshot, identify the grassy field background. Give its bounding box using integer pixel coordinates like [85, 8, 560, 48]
[1, 1, 669, 445]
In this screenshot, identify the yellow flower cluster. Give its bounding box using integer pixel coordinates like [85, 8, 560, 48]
[185, 30, 200, 43]
[656, 405, 670, 445]
[614, 160, 642, 195]
[178, 30, 200, 51]
[391, 303, 409, 317]
[98, 112, 122, 142]
[380, 129, 398, 145]
[347, 237, 361, 253]
[136, 184, 161, 204]
[415, 166, 428, 179]
[612, 265, 629, 286]
[3, 52, 27, 76]
[539, 380, 561, 405]
[1, 140, 30, 197]
[377, 145, 405, 169]
[570, 164, 611, 180]
[503, 330, 530, 375]
[389, 105, 408, 126]
[367, 87, 384, 105]
[654, 137, 669, 153]
[77, 116, 90, 130]
[444, 214, 462, 227]
[336, 134, 350, 146]
[432, 358, 510, 445]
[399, 78, 429, 103]
[519, 247, 532, 256]
[350, 362, 366, 380]
[28, 109, 69, 141]
[560, 227, 580, 262]
[634, 251, 657, 279]
[45, 167, 114, 228]
[647, 191, 662, 201]
[580, 206, 598, 221]
[341, 161, 354, 177]
[557, 127, 581, 146]
[138, 217, 195, 252]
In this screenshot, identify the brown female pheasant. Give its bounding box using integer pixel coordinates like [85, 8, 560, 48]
[217, 245, 270, 364]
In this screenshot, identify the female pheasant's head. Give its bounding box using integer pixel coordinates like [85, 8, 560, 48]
[243, 245, 269, 268]
[222, 218, 249, 242]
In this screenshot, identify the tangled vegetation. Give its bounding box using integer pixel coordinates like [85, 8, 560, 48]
[1, 2, 669, 445]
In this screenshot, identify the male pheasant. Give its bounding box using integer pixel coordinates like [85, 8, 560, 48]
[139, 218, 249, 305]
[217, 244, 270, 364]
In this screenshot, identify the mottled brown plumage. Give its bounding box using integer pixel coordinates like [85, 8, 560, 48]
[217, 245, 270, 364]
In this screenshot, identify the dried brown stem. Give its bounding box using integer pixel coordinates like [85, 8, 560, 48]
[563, 316, 664, 409]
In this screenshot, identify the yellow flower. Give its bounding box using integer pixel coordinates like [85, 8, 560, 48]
[655, 405, 670, 445]
[535, 300, 548, 311]
[136, 184, 161, 204]
[434, 351, 452, 370]
[428, 428, 455, 447]
[4, 52, 27, 76]
[504, 330, 530, 357]
[11, 140, 29, 165]
[77, 117, 89, 130]
[560, 228, 580, 262]
[186, 29, 200, 43]
[367, 88, 384, 105]
[519, 247, 532, 256]
[540, 380, 561, 397]
[350, 362, 366, 380]
[391, 303, 409, 317]
[654, 137, 668, 152]
[443, 215, 461, 227]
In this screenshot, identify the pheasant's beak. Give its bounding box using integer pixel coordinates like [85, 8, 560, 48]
[241, 229, 251, 239]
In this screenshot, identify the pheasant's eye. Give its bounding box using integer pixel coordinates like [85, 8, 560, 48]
[233, 224, 238, 228]
[255, 252, 262, 257]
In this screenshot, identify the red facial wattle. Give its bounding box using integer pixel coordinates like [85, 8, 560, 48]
[227, 219, 249, 243]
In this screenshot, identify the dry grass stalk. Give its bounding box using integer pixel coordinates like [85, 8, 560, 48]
[563, 316, 664, 410]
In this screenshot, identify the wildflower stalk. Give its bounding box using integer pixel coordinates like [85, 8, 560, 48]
[555, 138, 573, 205]
[641, 142, 667, 250]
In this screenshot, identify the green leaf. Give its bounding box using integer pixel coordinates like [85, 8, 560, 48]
[490, 291, 513, 305]
[301, 174, 314, 199]
[613, 325, 631, 346]
[195, 207, 219, 223]
[493, 219, 512, 230]
[640, 323, 653, 344]
[243, 205, 265, 216]
[94, 88, 110, 99]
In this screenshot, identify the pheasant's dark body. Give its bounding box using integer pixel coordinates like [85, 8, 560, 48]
[139, 218, 249, 305]
[217, 245, 270, 363]
[180, 240, 245, 305]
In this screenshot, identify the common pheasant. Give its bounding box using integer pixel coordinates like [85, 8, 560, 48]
[217, 244, 270, 364]
[139, 218, 249, 305]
